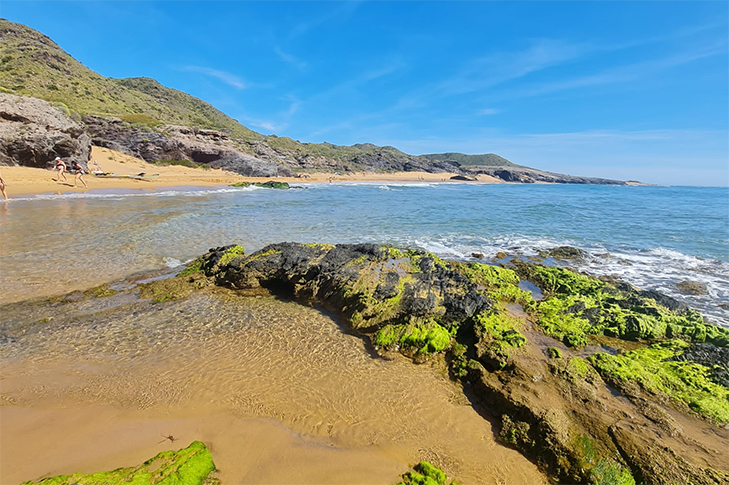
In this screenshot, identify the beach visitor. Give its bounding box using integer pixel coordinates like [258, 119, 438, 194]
[0, 168, 8, 200]
[71, 160, 88, 188]
[89, 159, 103, 173]
[54, 157, 67, 182]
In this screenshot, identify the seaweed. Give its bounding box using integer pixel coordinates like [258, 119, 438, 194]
[21, 441, 217, 485]
[589, 340, 729, 423]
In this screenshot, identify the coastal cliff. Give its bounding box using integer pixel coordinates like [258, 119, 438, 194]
[0, 19, 629, 184]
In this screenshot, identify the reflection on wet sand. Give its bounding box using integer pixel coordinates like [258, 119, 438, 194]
[0, 287, 546, 484]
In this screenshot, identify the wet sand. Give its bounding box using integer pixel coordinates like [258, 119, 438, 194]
[0, 147, 502, 198]
[0, 285, 547, 484]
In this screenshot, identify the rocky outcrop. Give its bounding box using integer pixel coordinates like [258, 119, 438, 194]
[192, 243, 729, 484]
[473, 166, 626, 185]
[0, 93, 90, 167]
[83, 116, 294, 177]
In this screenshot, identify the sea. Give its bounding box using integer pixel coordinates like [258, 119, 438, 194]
[1, 182, 728, 326]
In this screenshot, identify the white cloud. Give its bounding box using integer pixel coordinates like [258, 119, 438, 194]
[182, 66, 247, 90]
[274, 47, 307, 70]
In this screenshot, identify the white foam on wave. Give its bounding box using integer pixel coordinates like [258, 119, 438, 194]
[9, 185, 260, 202]
[163, 257, 182, 268]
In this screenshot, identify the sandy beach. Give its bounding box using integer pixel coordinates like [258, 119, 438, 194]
[0, 147, 503, 198]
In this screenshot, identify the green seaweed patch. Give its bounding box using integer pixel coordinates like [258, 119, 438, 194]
[178, 259, 202, 277]
[589, 340, 729, 423]
[454, 262, 533, 306]
[550, 356, 602, 385]
[243, 248, 282, 263]
[589, 459, 636, 485]
[405, 250, 449, 272]
[374, 320, 451, 355]
[22, 440, 217, 485]
[534, 295, 594, 347]
[84, 284, 117, 299]
[575, 435, 635, 485]
[474, 311, 527, 350]
[303, 242, 335, 250]
[519, 264, 604, 297]
[396, 461, 447, 485]
[218, 245, 246, 267]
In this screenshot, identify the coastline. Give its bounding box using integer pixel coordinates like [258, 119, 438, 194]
[1, 147, 504, 198]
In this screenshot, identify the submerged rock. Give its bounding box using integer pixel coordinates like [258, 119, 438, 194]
[676, 280, 708, 295]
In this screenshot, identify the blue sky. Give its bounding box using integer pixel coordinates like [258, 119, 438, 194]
[2, 1, 728, 186]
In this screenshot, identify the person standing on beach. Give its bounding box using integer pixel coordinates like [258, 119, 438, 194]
[71, 160, 88, 188]
[0, 168, 8, 200]
[54, 157, 67, 182]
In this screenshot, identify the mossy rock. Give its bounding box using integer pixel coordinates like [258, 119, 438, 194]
[396, 461, 447, 485]
[21, 440, 217, 485]
[676, 280, 708, 295]
[589, 340, 729, 423]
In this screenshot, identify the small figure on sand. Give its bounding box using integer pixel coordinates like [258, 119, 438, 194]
[53, 156, 67, 182]
[0, 168, 8, 200]
[71, 160, 88, 187]
[89, 159, 103, 173]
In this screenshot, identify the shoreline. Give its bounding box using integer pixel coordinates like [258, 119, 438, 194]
[0, 146, 506, 198]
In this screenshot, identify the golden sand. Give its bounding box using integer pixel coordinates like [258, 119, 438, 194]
[0, 147, 503, 198]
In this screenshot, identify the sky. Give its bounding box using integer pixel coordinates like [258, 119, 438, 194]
[2, 1, 728, 186]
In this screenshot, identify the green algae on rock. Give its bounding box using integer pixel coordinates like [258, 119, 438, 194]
[192, 243, 729, 484]
[513, 262, 729, 349]
[21, 441, 217, 485]
[589, 340, 729, 423]
[396, 461, 448, 485]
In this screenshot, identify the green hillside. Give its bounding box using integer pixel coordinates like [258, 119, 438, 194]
[0, 19, 261, 141]
[422, 152, 518, 167]
[0, 18, 528, 173]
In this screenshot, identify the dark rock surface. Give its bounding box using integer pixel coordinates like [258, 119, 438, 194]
[0, 93, 90, 167]
[473, 166, 626, 185]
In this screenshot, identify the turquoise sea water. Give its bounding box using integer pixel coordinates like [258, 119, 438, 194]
[2, 183, 728, 326]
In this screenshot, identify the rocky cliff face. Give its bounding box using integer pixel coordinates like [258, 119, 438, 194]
[0, 93, 90, 167]
[84, 116, 294, 177]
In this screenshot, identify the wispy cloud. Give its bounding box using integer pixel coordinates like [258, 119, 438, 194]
[477, 108, 500, 116]
[437, 38, 592, 96]
[182, 66, 247, 90]
[518, 41, 727, 98]
[288, 1, 363, 40]
[274, 47, 307, 70]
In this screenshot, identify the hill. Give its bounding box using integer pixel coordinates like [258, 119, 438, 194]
[0, 18, 627, 184]
[422, 153, 520, 167]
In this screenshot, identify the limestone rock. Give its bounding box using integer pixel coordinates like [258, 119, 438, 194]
[83, 116, 294, 177]
[0, 92, 90, 167]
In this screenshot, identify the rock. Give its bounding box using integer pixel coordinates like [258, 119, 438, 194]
[195, 243, 729, 484]
[21, 440, 217, 484]
[0, 93, 90, 167]
[639, 289, 689, 312]
[449, 175, 476, 181]
[471, 252, 484, 259]
[83, 116, 293, 177]
[676, 280, 708, 295]
[548, 246, 584, 259]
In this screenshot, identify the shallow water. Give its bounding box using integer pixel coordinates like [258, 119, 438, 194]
[0, 286, 546, 484]
[1, 183, 727, 325]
